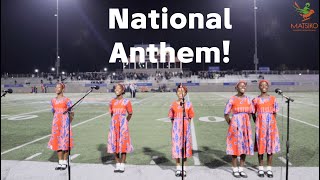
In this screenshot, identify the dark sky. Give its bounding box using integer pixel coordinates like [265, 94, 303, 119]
[1, 0, 319, 73]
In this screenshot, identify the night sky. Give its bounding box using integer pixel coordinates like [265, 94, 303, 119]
[1, 0, 319, 74]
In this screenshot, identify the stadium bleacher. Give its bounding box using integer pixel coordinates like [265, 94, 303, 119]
[1, 70, 319, 93]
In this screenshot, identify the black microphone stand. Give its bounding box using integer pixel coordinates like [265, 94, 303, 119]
[180, 97, 186, 179]
[1, 89, 12, 98]
[276, 91, 294, 180]
[63, 87, 96, 180]
[117, 96, 121, 170]
[1, 92, 8, 98]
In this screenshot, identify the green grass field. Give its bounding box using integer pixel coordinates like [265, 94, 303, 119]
[1, 92, 319, 168]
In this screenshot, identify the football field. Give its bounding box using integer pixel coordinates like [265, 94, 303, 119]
[1, 92, 319, 169]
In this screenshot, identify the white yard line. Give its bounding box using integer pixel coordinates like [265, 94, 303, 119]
[1, 101, 49, 108]
[277, 113, 319, 129]
[72, 113, 108, 128]
[134, 93, 163, 104]
[190, 119, 201, 165]
[1, 113, 108, 155]
[1, 94, 158, 155]
[70, 154, 80, 160]
[294, 100, 319, 107]
[10, 108, 51, 117]
[25, 153, 42, 160]
[1, 134, 51, 155]
[187, 94, 201, 166]
[278, 157, 292, 166]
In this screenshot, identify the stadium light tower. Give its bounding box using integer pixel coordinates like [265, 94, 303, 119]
[55, 0, 60, 78]
[253, 0, 259, 74]
[35, 69, 39, 77]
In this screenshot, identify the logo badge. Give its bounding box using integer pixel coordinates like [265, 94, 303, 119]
[291, 1, 318, 32]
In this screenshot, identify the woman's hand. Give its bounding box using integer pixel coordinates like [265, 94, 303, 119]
[127, 114, 132, 122]
[224, 114, 231, 125]
[69, 112, 74, 122]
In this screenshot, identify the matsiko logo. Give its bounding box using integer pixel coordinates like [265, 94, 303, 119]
[291, 1, 318, 31]
[293, 2, 315, 22]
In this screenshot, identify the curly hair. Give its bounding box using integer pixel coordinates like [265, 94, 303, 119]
[57, 82, 65, 89]
[258, 79, 270, 86]
[235, 80, 247, 88]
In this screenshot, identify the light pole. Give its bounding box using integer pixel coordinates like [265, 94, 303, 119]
[55, 0, 60, 78]
[35, 69, 39, 77]
[253, 0, 259, 74]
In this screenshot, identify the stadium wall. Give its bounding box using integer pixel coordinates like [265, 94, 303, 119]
[1, 79, 319, 93]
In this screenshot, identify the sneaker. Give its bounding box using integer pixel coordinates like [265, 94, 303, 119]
[114, 163, 121, 173]
[232, 171, 240, 178]
[119, 163, 125, 173]
[239, 171, 248, 178]
[175, 170, 182, 177]
[60, 164, 68, 170]
[55, 164, 62, 170]
[182, 170, 187, 177]
[258, 170, 265, 177]
[266, 170, 273, 178]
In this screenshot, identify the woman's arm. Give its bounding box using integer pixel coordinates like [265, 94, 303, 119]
[224, 114, 231, 125]
[127, 113, 132, 122]
[126, 100, 133, 122]
[69, 112, 74, 122]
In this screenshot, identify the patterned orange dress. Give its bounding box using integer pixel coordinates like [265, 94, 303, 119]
[48, 97, 73, 151]
[168, 101, 195, 159]
[107, 98, 133, 153]
[252, 95, 280, 154]
[224, 96, 254, 156]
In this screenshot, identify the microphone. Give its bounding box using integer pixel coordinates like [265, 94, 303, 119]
[91, 85, 100, 90]
[1, 89, 13, 98]
[274, 88, 294, 102]
[3, 89, 13, 93]
[275, 88, 282, 94]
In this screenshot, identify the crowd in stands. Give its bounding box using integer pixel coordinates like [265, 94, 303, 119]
[198, 71, 226, 79]
[124, 72, 149, 80]
[154, 71, 192, 81]
[197, 71, 266, 79]
[70, 72, 108, 81]
[2, 69, 318, 84]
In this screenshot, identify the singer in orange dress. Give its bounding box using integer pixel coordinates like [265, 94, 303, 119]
[168, 84, 195, 177]
[252, 80, 280, 177]
[48, 83, 74, 170]
[107, 84, 133, 173]
[224, 80, 254, 178]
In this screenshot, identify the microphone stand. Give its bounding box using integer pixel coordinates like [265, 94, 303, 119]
[180, 97, 186, 179]
[117, 97, 121, 168]
[63, 87, 95, 180]
[1, 89, 12, 98]
[1, 92, 8, 98]
[276, 91, 294, 180]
